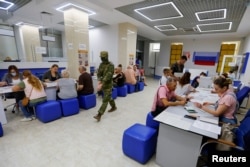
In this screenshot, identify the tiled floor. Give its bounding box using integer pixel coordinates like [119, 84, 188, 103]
[0, 77, 160, 167]
[0, 77, 248, 167]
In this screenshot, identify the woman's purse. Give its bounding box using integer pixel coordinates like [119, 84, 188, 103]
[22, 97, 29, 106]
[21, 87, 33, 106]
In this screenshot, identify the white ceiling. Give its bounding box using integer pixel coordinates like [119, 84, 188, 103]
[1, 0, 250, 41]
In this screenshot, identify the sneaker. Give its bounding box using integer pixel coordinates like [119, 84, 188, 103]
[20, 117, 33, 122]
[31, 115, 36, 120]
[108, 107, 117, 112]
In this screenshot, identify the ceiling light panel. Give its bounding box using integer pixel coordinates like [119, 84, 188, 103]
[134, 2, 183, 21]
[0, 0, 14, 10]
[195, 9, 227, 21]
[56, 3, 96, 15]
[15, 22, 43, 29]
[196, 22, 232, 32]
[154, 24, 177, 31]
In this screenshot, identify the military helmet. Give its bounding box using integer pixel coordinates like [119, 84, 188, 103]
[100, 51, 108, 58]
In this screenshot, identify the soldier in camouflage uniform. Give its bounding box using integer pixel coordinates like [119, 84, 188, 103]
[94, 51, 117, 122]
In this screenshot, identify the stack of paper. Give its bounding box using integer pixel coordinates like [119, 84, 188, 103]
[192, 120, 221, 134]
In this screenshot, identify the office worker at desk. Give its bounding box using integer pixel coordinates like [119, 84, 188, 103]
[151, 77, 187, 117]
[42, 64, 61, 82]
[170, 55, 187, 75]
[2, 65, 25, 112]
[12, 70, 47, 122]
[194, 77, 238, 124]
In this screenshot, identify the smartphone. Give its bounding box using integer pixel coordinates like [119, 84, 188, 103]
[184, 115, 197, 120]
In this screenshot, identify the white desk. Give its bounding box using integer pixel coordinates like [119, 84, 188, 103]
[0, 86, 13, 124]
[154, 90, 220, 167]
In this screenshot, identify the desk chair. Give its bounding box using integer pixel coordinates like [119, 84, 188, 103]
[197, 116, 250, 166]
[2, 93, 17, 113]
[236, 86, 250, 107]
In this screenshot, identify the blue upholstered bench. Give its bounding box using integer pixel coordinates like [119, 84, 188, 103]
[122, 123, 157, 164]
[138, 82, 144, 91]
[59, 98, 79, 116]
[112, 87, 117, 99]
[117, 85, 127, 97]
[78, 94, 96, 109]
[125, 83, 135, 94]
[146, 112, 159, 130]
[0, 122, 3, 137]
[36, 101, 62, 123]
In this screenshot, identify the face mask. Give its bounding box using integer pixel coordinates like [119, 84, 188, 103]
[11, 72, 17, 77]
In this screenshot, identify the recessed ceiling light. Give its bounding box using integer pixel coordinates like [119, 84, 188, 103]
[195, 9, 227, 21]
[0, 0, 14, 10]
[56, 3, 96, 16]
[196, 22, 232, 32]
[88, 25, 95, 29]
[15, 22, 43, 29]
[154, 24, 177, 31]
[134, 2, 183, 21]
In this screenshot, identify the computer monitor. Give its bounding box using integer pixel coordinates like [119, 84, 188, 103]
[199, 76, 213, 88]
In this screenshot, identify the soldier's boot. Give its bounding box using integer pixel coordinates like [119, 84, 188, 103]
[93, 113, 102, 122]
[108, 106, 117, 112]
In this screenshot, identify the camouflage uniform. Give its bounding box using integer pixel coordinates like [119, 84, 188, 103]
[94, 51, 116, 121]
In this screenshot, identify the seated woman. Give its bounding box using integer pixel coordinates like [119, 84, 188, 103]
[56, 70, 77, 100]
[2, 65, 25, 112]
[113, 66, 125, 87]
[42, 64, 61, 82]
[175, 71, 195, 96]
[191, 72, 207, 88]
[194, 77, 238, 124]
[12, 70, 47, 122]
[151, 77, 187, 117]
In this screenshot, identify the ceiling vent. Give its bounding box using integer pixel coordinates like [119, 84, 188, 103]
[180, 27, 198, 32]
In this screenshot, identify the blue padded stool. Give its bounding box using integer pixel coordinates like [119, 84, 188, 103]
[36, 101, 62, 123]
[126, 83, 135, 94]
[0, 122, 3, 137]
[138, 82, 144, 91]
[122, 123, 157, 164]
[59, 98, 79, 116]
[78, 94, 96, 109]
[117, 85, 127, 97]
[112, 87, 117, 99]
[146, 112, 160, 130]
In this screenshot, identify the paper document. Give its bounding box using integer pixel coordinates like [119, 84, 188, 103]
[154, 112, 192, 130]
[45, 82, 58, 87]
[199, 116, 218, 124]
[192, 120, 221, 134]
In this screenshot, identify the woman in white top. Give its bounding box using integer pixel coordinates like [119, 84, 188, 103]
[12, 70, 47, 122]
[175, 71, 195, 96]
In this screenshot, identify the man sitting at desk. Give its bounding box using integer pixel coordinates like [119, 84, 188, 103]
[77, 66, 94, 96]
[151, 77, 187, 117]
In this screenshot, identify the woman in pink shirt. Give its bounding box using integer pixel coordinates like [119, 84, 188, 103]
[194, 77, 237, 124]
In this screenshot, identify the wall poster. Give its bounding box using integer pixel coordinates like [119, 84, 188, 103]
[78, 50, 88, 66]
[129, 54, 134, 65]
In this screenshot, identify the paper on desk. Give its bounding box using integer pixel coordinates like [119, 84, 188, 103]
[199, 116, 218, 124]
[192, 120, 221, 134]
[155, 112, 192, 130]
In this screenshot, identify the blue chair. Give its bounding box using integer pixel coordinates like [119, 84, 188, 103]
[138, 82, 144, 91]
[236, 86, 250, 106]
[146, 112, 159, 130]
[0, 122, 3, 137]
[117, 85, 127, 97]
[78, 94, 96, 109]
[122, 123, 157, 164]
[125, 83, 135, 94]
[36, 101, 62, 123]
[59, 98, 79, 116]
